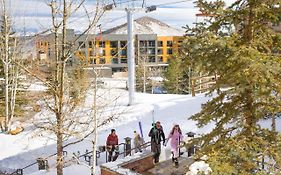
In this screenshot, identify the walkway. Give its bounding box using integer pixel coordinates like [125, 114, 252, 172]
[143, 157, 194, 175]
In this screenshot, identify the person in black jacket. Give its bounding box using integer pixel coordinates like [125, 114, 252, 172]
[148, 121, 165, 164]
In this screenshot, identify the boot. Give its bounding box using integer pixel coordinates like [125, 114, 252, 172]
[174, 158, 179, 168]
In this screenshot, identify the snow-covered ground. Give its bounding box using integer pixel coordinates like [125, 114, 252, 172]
[1, 78, 280, 175]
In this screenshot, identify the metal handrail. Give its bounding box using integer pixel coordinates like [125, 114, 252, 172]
[8, 140, 154, 175]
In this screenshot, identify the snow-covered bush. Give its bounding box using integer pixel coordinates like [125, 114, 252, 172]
[186, 155, 212, 175]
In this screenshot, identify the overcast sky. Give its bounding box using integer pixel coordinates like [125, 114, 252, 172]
[6, 0, 235, 34]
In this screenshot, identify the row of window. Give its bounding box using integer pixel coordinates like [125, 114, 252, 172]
[139, 40, 174, 47]
[89, 49, 127, 57]
[80, 41, 127, 49]
[140, 48, 173, 55]
[88, 56, 166, 65]
[86, 47, 172, 58]
[78, 40, 177, 49]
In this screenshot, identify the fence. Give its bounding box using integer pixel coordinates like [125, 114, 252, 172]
[190, 75, 218, 96]
[6, 134, 197, 175]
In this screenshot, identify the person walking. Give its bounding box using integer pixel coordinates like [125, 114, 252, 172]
[148, 121, 165, 164]
[133, 130, 144, 153]
[106, 129, 119, 162]
[164, 124, 183, 167]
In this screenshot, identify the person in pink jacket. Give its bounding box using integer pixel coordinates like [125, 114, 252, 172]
[165, 124, 183, 167]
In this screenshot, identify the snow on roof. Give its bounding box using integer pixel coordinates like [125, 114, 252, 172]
[101, 152, 148, 175]
[102, 16, 184, 36]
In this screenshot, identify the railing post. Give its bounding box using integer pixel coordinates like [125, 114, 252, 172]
[96, 151, 100, 166]
[16, 169, 23, 175]
[124, 137, 132, 156]
[84, 150, 92, 166]
[36, 158, 49, 170]
[186, 132, 196, 157]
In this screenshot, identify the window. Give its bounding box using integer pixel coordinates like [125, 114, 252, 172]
[90, 58, 96, 64]
[111, 49, 117, 56]
[167, 48, 173, 55]
[148, 40, 155, 47]
[111, 58, 119, 64]
[147, 48, 155, 55]
[78, 41, 85, 48]
[121, 58, 127, 63]
[110, 41, 118, 48]
[140, 48, 146, 54]
[140, 41, 146, 47]
[89, 50, 94, 56]
[102, 50, 106, 56]
[89, 41, 92, 48]
[121, 49, 127, 56]
[158, 49, 163, 55]
[167, 41, 173, 47]
[158, 56, 163, 62]
[99, 41, 105, 48]
[148, 56, 155, 63]
[99, 58, 106, 64]
[120, 41, 127, 48]
[158, 41, 163, 47]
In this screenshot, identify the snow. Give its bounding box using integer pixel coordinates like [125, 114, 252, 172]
[27, 82, 48, 91]
[29, 165, 91, 175]
[186, 155, 212, 175]
[101, 152, 146, 175]
[186, 160, 212, 175]
[103, 17, 185, 36]
[1, 78, 279, 174]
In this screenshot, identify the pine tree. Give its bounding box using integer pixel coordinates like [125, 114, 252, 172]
[164, 54, 189, 94]
[187, 0, 281, 174]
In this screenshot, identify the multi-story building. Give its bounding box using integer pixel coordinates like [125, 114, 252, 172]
[35, 17, 184, 72]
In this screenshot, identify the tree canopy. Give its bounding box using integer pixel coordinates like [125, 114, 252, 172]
[186, 0, 281, 174]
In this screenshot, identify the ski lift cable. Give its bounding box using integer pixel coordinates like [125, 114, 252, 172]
[115, 0, 143, 5]
[154, 0, 192, 7]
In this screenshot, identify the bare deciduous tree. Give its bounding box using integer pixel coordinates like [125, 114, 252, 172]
[0, 0, 24, 133]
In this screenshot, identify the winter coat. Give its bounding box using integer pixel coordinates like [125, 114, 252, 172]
[134, 133, 144, 147]
[106, 134, 118, 146]
[149, 126, 165, 145]
[166, 130, 183, 152]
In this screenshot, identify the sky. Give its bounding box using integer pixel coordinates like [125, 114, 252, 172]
[6, 0, 236, 34]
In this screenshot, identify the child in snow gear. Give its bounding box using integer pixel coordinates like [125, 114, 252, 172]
[106, 129, 119, 162]
[134, 130, 144, 153]
[164, 124, 183, 167]
[149, 121, 165, 164]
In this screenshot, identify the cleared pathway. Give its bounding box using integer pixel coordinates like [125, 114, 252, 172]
[143, 157, 194, 175]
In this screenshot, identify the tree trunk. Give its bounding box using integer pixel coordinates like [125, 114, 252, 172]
[272, 115, 276, 132]
[56, 114, 64, 175]
[92, 70, 98, 175]
[8, 58, 19, 131]
[2, 0, 10, 132]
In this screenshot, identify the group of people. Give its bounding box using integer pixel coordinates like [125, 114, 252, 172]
[105, 121, 183, 167]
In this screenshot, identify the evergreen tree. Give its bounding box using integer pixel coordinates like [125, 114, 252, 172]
[186, 0, 281, 174]
[164, 54, 189, 94]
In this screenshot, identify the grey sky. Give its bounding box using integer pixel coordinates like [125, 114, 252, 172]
[6, 0, 235, 34]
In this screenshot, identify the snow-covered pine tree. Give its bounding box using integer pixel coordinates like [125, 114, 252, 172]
[187, 0, 281, 174]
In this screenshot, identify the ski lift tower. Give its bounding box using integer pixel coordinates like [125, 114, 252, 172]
[104, 2, 157, 106]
